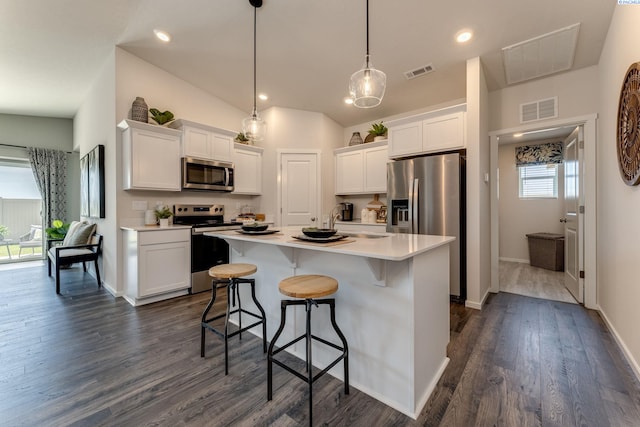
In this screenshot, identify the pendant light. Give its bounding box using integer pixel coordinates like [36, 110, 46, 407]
[349, 0, 386, 108]
[242, 0, 267, 142]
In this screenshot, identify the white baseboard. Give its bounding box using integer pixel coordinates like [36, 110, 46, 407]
[598, 307, 640, 383]
[499, 257, 529, 264]
[465, 287, 491, 310]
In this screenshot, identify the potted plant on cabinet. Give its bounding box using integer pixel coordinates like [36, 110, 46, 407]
[149, 108, 175, 126]
[155, 206, 173, 227]
[368, 121, 388, 142]
[234, 132, 250, 144]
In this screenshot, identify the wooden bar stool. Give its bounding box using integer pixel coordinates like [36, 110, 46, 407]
[201, 263, 267, 375]
[267, 274, 349, 425]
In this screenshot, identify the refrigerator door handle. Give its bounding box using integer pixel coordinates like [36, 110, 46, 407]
[411, 178, 419, 233]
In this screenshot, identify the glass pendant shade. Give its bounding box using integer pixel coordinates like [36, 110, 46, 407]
[349, 57, 386, 108]
[242, 109, 267, 142]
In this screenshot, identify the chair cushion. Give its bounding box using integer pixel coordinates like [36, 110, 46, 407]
[49, 248, 94, 259]
[62, 221, 95, 246]
[62, 221, 86, 246]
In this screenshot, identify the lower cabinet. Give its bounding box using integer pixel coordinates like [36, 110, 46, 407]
[123, 228, 191, 306]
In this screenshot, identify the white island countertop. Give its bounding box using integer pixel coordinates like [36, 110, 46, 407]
[205, 226, 454, 261]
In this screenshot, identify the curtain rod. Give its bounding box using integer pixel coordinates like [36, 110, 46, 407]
[0, 142, 74, 155]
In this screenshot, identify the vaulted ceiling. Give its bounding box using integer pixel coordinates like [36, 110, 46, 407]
[0, 0, 614, 127]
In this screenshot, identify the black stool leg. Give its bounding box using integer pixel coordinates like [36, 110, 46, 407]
[224, 279, 233, 375]
[268, 300, 289, 401]
[306, 300, 314, 426]
[329, 299, 350, 395]
[249, 278, 268, 353]
[201, 279, 220, 357]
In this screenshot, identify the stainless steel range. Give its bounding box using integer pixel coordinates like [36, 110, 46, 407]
[173, 204, 241, 293]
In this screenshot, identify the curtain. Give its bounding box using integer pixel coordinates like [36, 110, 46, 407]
[515, 142, 563, 166]
[28, 147, 67, 229]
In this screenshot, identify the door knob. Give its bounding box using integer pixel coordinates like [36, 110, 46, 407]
[559, 218, 567, 223]
[310, 217, 316, 222]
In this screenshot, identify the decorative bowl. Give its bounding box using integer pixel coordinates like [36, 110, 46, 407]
[242, 222, 269, 232]
[301, 227, 337, 238]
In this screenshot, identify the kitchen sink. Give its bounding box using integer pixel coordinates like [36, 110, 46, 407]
[340, 232, 389, 239]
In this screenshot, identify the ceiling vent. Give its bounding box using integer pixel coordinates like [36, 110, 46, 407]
[404, 63, 435, 80]
[503, 23, 580, 85]
[520, 97, 558, 123]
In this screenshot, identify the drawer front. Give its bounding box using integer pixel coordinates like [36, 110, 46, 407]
[139, 229, 190, 245]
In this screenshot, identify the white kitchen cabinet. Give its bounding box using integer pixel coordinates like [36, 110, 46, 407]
[122, 227, 191, 306]
[335, 140, 388, 195]
[170, 119, 234, 162]
[119, 120, 182, 191]
[232, 143, 263, 195]
[388, 105, 466, 158]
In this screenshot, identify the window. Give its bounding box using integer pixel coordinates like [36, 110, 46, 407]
[518, 164, 558, 198]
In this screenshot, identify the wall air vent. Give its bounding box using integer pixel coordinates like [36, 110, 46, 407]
[404, 63, 435, 80]
[520, 97, 558, 123]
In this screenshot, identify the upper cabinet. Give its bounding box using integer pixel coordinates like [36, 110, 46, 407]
[387, 104, 466, 158]
[232, 143, 263, 195]
[119, 120, 182, 191]
[169, 119, 234, 162]
[335, 140, 388, 195]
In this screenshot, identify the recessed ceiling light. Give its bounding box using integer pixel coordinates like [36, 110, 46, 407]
[154, 29, 171, 43]
[344, 97, 354, 105]
[456, 30, 473, 43]
[258, 93, 268, 101]
[513, 133, 524, 137]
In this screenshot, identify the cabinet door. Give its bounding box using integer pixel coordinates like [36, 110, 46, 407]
[183, 126, 212, 159]
[388, 121, 423, 158]
[233, 148, 262, 195]
[138, 241, 190, 297]
[363, 146, 388, 192]
[422, 111, 465, 152]
[211, 133, 233, 161]
[130, 129, 181, 190]
[335, 151, 364, 194]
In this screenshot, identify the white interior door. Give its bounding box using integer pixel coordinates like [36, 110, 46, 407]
[562, 127, 582, 302]
[279, 152, 320, 227]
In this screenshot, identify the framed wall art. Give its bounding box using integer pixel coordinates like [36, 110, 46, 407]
[81, 144, 105, 218]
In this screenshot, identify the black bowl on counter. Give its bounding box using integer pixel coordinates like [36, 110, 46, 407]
[301, 227, 337, 238]
[242, 223, 269, 232]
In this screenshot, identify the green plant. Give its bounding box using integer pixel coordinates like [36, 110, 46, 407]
[235, 132, 250, 143]
[368, 121, 388, 137]
[45, 219, 70, 239]
[0, 224, 8, 239]
[155, 206, 173, 219]
[149, 108, 175, 125]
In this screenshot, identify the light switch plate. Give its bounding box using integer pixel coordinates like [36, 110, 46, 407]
[132, 200, 148, 211]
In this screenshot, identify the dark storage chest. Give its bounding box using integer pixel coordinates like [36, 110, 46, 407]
[526, 232, 564, 271]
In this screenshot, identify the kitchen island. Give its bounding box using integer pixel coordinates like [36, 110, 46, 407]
[204, 227, 454, 418]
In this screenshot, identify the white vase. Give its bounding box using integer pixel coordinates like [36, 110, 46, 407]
[374, 135, 386, 142]
[159, 218, 169, 227]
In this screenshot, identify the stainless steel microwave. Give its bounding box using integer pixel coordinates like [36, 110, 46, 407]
[182, 157, 234, 192]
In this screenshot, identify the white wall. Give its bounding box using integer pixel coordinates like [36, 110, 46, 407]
[465, 57, 491, 309]
[0, 113, 80, 225]
[260, 106, 343, 223]
[489, 66, 599, 132]
[596, 5, 640, 377]
[498, 141, 565, 262]
[74, 49, 117, 291]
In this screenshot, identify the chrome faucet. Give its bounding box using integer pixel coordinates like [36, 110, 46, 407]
[328, 205, 342, 230]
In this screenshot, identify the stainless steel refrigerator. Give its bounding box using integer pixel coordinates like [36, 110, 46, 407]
[387, 152, 466, 301]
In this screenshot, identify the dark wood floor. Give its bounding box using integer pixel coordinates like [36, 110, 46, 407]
[1, 264, 640, 426]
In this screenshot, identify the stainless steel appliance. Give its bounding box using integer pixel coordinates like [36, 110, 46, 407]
[173, 204, 241, 293]
[182, 157, 234, 192]
[387, 152, 466, 301]
[340, 202, 353, 221]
